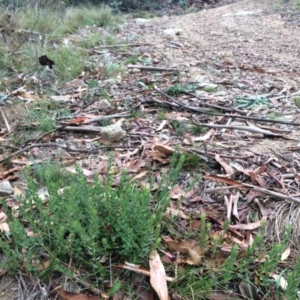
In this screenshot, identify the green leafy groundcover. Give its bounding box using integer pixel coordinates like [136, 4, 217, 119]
[0, 159, 182, 279]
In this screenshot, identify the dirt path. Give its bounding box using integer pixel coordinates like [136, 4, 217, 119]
[124, 0, 300, 154]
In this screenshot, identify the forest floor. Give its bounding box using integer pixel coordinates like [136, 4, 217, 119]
[2, 0, 300, 299]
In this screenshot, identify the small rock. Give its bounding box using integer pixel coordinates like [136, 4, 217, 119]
[50, 96, 69, 103]
[215, 91, 227, 96]
[98, 99, 112, 110]
[0, 181, 13, 196]
[190, 75, 207, 83]
[100, 78, 117, 88]
[195, 91, 205, 97]
[131, 68, 141, 73]
[100, 124, 126, 142]
[198, 83, 218, 92]
[135, 18, 150, 24]
[40, 67, 57, 82]
[163, 28, 183, 36]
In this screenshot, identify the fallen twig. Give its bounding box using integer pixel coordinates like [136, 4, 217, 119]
[271, 89, 300, 100]
[83, 112, 131, 124]
[114, 263, 174, 282]
[188, 92, 247, 114]
[94, 43, 153, 49]
[0, 108, 10, 132]
[35, 124, 70, 142]
[242, 183, 300, 204]
[204, 175, 300, 204]
[152, 87, 300, 126]
[0, 143, 141, 163]
[192, 120, 287, 138]
[128, 65, 179, 72]
[57, 125, 101, 133]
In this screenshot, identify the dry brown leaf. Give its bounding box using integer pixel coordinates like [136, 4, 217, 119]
[149, 250, 169, 300]
[149, 151, 169, 164]
[253, 198, 273, 216]
[229, 216, 267, 230]
[13, 185, 23, 196]
[114, 263, 174, 282]
[215, 154, 234, 175]
[166, 240, 203, 264]
[156, 120, 168, 131]
[270, 274, 288, 290]
[0, 212, 7, 223]
[183, 138, 191, 145]
[231, 237, 249, 249]
[154, 144, 174, 155]
[224, 195, 232, 219]
[169, 185, 185, 199]
[55, 288, 99, 300]
[255, 175, 267, 188]
[25, 227, 35, 237]
[23, 259, 50, 271]
[280, 247, 291, 261]
[165, 208, 189, 219]
[0, 222, 10, 233]
[203, 175, 245, 187]
[17, 91, 39, 100]
[231, 192, 240, 221]
[202, 253, 228, 269]
[0, 266, 7, 277]
[190, 220, 201, 231]
[133, 170, 148, 179]
[239, 281, 260, 299]
[192, 128, 215, 141]
[112, 291, 123, 300]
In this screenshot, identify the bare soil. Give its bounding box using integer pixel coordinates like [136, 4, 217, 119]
[125, 0, 300, 153]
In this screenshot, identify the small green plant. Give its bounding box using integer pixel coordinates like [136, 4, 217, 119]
[104, 34, 121, 45]
[139, 57, 152, 66]
[285, 257, 300, 298]
[126, 54, 139, 65]
[27, 102, 56, 132]
[179, 0, 189, 8]
[46, 45, 86, 83]
[103, 59, 122, 78]
[166, 83, 197, 96]
[88, 79, 99, 88]
[234, 94, 273, 109]
[61, 4, 123, 34]
[131, 11, 156, 18]
[199, 214, 210, 252]
[190, 125, 205, 135]
[157, 111, 166, 120]
[79, 32, 103, 48]
[15, 5, 64, 35]
[182, 152, 205, 170]
[170, 119, 185, 135]
[0, 158, 182, 282]
[293, 96, 300, 108]
[28, 162, 70, 187]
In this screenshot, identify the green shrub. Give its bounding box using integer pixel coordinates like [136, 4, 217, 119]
[61, 4, 122, 33]
[0, 158, 183, 282]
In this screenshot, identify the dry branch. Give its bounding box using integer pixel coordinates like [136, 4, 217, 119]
[151, 87, 300, 126]
[128, 65, 179, 72]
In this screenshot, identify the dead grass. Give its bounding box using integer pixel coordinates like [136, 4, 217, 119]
[266, 202, 300, 260]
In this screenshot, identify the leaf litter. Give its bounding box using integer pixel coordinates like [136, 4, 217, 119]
[1, 0, 300, 299]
